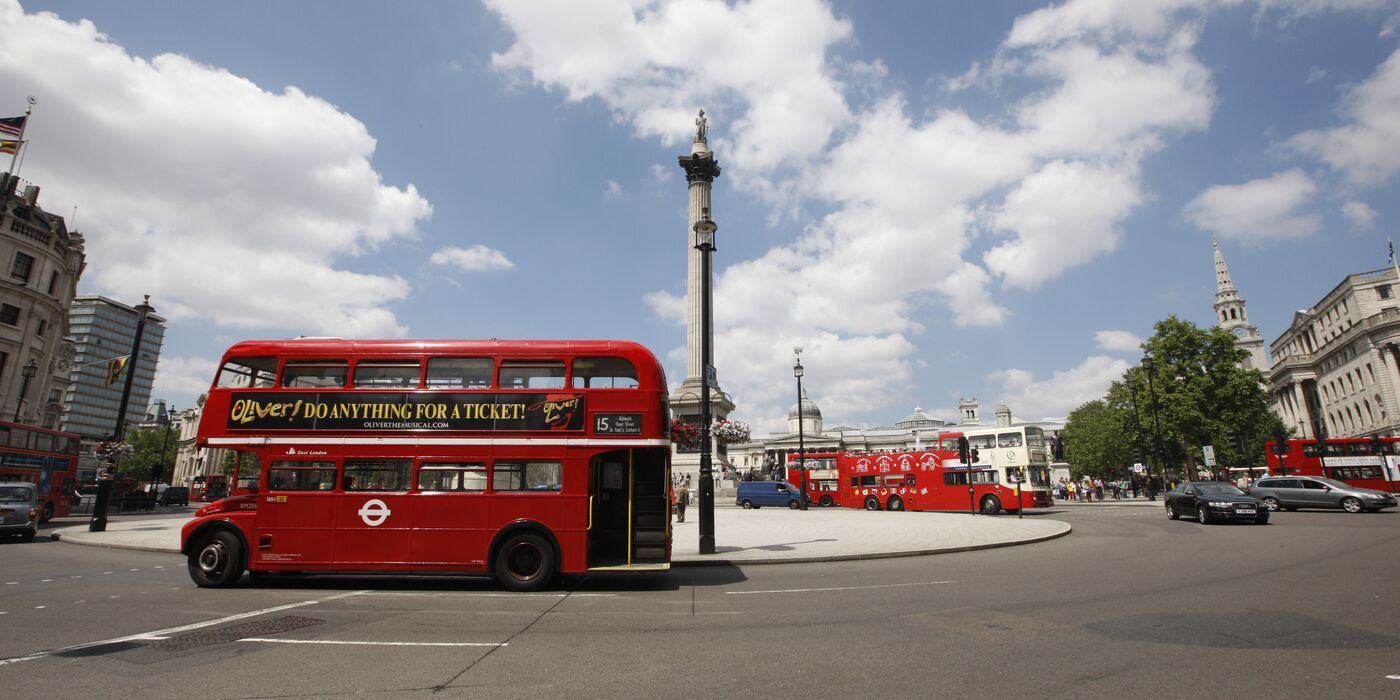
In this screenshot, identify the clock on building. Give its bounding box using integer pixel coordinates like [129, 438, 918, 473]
[1232, 326, 1246, 337]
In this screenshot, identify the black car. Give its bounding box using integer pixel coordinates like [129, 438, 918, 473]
[1165, 481, 1268, 525]
[159, 486, 190, 507]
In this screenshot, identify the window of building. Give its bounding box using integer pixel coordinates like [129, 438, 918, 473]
[353, 359, 421, 389]
[46, 270, 58, 295]
[0, 304, 19, 327]
[343, 459, 410, 491]
[1379, 285, 1393, 300]
[425, 357, 492, 389]
[35, 319, 45, 338]
[10, 252, 34, 283]
[492, 461, 562, 491]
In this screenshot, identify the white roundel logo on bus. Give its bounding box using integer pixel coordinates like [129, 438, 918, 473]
[1006, 450, 1017, 461]
[358, 499, 391, 527]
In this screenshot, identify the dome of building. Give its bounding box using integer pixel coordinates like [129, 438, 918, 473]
[895, 406, 941, 430]
[788, 388, 822, 420]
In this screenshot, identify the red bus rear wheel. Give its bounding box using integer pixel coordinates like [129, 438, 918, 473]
[887, 496, 904, 511]
[495, 533, 555, 592]
[979, 495, 1001, 515]
[863, 496, 880, 511]
[819, 495, 833, 507]
[40, 501, 54, 523]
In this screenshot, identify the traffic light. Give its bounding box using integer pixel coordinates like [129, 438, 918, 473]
[1271, 428, 1290, 455]
[1134, 445, 1145, 463]
[150, 464, 163, 482]
[969, 447, 980, 463]
[958, 436, 970, 464]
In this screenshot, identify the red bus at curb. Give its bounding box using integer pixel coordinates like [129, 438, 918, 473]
[180, 339, 673, 592]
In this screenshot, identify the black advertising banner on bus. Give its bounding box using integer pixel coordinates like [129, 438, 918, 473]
[225, 392, 587, 432]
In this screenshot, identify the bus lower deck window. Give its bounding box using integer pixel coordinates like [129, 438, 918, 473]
[418, 463, 488, 492]
[344, 459, 410, 491]
[268, 461, 337, 491]
[493, 461, 562, 491]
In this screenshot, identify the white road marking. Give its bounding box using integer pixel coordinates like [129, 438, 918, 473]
[726, 580, 960, 595]
[1387, 675, 1400, 680]
[40, 579, 53, 582]
[240, 638, 506, 647]
[70, 575, 81, 579]
[0, 590, 369, 667]
[5, 582, 16, 585]
[358, 591, 619, 599]
[34, 606, 45, 610]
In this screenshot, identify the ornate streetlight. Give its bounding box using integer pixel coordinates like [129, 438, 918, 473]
[1142, 354, 1169, 498]
[91, 295, 154, 533]
[13, 358, 37, 422]
[694, 217, 717, 555]
[156, 404, 177, 495]
[793, 347, 808, 510]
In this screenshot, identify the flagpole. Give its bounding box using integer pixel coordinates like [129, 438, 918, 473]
[1390, 236, 1399, 285]
[10, 97, 34, 177]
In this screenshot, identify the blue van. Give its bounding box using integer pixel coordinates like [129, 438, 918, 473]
[736, 481, 804, 509]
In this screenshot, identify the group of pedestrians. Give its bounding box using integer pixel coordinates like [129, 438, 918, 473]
[1055, 475, 1168, 502]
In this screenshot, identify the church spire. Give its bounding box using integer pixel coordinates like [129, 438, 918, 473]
[1211, 238, 1269, 371]
[1213, 237, 1237, 297]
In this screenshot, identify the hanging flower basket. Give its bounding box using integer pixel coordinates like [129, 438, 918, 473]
[713, 419, 751, 445]
[93, 440, 135, 462]
[670, 418, 700, 449]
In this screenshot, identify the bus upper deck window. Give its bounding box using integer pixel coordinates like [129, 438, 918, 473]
[354, 360, 421, 389]
[998, 432, 1023, 448]
[499, 360, 565, 389]
[426, 358, 492, 389]
[281, 360, 348, 388]
[571, 357, 639, 389]
[217, 357, 277, 388]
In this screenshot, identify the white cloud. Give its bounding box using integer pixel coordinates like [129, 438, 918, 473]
[1095, 330, 1145, 352]
[649, 163, 673, 182]
[0, 1, 431, 337]
[1184, 169, 1320, 241]
[987, 160, 1143, 290]
[1341, 200, 1378, 230]
[151, 356, 219, 404]
[988, 355, 1133, 420]
[1291, 47, 1400, 186]
[429, 245, 516, 272]
[604, 179, 623, 198]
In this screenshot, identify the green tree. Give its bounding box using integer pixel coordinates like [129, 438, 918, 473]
[1061, 399, 1135, 479]
[1061, 315, 1286, 483]
[1131, 316, 1286, 479]
[125, 425, 179, 482]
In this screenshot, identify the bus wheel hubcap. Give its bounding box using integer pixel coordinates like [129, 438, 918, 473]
[199, 542, 226, 573]
[509, 546, 541, 578]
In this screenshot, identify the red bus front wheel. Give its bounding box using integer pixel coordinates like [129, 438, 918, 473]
[188, 531, 244, 588]
[495, 533, 555, 593]
[819, 495, 833, 507]
[864, 496, 880, 511]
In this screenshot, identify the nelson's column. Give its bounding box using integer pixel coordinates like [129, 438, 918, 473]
[671, 110, 735, 490]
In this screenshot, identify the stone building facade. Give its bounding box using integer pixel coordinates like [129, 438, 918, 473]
[1268, 267, 1400, 441]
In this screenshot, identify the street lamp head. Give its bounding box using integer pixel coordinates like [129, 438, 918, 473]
[793, 357, 803, 378]
[1141, 354, 1154, 373]
[693, 218, 717, 251]
[20, 359, 37, 379]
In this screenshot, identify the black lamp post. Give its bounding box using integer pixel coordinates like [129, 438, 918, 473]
[13, 358, 37, 422]
[156, 405, 176, 494]
[794, 348, 808, 510]
[91, 294, 153, 533]
[694, 217, 717, 555]
[1142, 354, 1169, 498]
[1126, 378, 1150, 498]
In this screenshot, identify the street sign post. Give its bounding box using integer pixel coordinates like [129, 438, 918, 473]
[1203, 445, 1215, 466]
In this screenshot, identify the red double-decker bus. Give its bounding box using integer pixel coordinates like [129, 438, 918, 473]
[784, 451, 841, 506]
[0, 420, 80, 522]
[181, 339, 673, 591]
[1264, 438, 1399, 493]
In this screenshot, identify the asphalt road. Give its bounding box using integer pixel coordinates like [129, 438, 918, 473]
[1, 505, 1397, 699]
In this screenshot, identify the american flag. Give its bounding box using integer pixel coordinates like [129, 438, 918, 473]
[0, 115, 25, 138]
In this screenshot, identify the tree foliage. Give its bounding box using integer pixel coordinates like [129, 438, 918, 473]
[1062, 315, 1287, 480]
[123, 425, 179, 482]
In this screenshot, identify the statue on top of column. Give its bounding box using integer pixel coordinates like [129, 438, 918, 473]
[694, 109, 708, 143]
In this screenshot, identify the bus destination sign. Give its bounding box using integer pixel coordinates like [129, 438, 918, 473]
[594, 413, 643, 434]
[226, 392, 587, 432]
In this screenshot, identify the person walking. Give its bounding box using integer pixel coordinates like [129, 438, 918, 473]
[676, 480, 690, 523]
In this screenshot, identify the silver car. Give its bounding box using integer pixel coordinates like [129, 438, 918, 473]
[0, 482, 39, 542]
[1249, 476, 1397, 513]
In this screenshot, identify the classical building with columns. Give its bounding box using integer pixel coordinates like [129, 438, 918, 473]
[1268, 266, 1400, 441]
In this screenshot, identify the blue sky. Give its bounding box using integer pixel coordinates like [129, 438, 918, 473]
[2, 0, 1399, 435]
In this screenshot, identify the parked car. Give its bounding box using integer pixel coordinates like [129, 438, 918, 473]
[1249, 476, 1397, 513]
[0, 482, 39, 542]
[736, 481, 805, 509]
[159, 486, 190, 507]
[1165, 481, 1268, 524]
